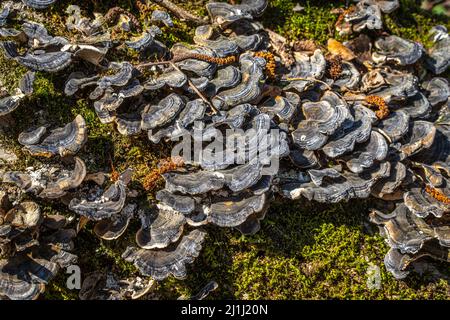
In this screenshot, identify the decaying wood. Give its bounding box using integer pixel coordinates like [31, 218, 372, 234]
[148, 0, 208, 25]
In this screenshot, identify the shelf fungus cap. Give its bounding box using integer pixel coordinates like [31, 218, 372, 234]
[123, 229, 207, 281]
[23, 115, 87, 157]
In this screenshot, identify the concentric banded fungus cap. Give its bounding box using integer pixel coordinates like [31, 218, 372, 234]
[18, 71, 36, 96]
[0, 258, 47, 300]
[115, 114, 142, 136]
[151, 10, 174, 27]
[322, 104, 375, 158]
[0, 28, 24, 40]
[212, 53, 265, 110]
[219, 162, 265, 192]
[0, 41, 19, 59]
[354, 0, 400, 13]
[18, 126, 47, 146]
[125, 26, 162, 52]
[239, 0, 268, 17]
[141, 93, 185, 130]
[400, 121, 436, 159]
[373, 35, 423, 65]
[206, 2, 253, 26]
[382, 243, 449, 280]
[155, 190, 195, 214]
[97, 62, 135, 89]
[172, 44, 217, 77]
[369, 71, 418, 103]
[308, 167, 342, 187]
[163, 171, 225, 195]
[206, 192, 268, 228]
[123, 229, 207, 281]
[422, 77, 449, 107]
[284, 49, 326, 92]
[292, 91, 351, 150]
[400, 92, 431, 119]
[289, 149, 319, 168]
[212, 103, 254, 129]
[377, 110, 410, 142]
[22, 21, 61, 47]
[345, 131, 388, 173]
[259, 94, 298, 122]
[370, 204, 448, 253]
[0, 93, 24, 117]
[24, 115, 87, 157]
[0, 71, 35, 116]
[371, 161, 407, 199]
[282, 162, 391, 203]
[4, 165, 66, 198]
[0, 6, 10, 27]
[17, 51, 72, 73]
[193, 35, 239, 58]
[343, 0, 383, 33]
[425, 25, 450, 75]
[94, 204, 136, 240]
[233, 34, 263, 51]
[176, 99, 207, 128]
[146, 69, 187, 90]
[38, 157, 87, 199]
[208, 65, 242, 96]
[331, 61, 360, 90]
[64, 73, 99, 96]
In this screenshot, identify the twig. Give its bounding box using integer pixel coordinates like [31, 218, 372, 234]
[147, 0, 207, 25]
[169, 62, 219, 114]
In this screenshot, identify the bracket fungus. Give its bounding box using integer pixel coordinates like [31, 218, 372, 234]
[0, 0, 448, 299]
[123, 229, 206, 281]
[0, 196, 76, 300]
[23, 115, 87, 157]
